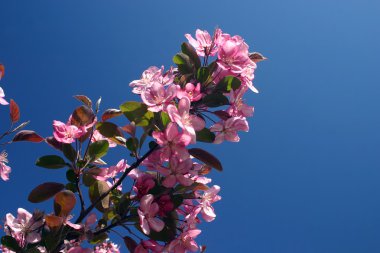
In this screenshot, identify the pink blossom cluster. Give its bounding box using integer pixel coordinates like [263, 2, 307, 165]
[1, 28, 263, 253]
[0, 83, 11, 182]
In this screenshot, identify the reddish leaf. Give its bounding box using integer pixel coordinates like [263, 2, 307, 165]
[188, 148, 223, 171]
[123, 236, 138, 253]
[213, 110, 231, 120]
[45, 136, 63, 150]
[28, 182, 65, 203]
[9, 99, 20, 123]
[249, 52, 267, 63]
[101, 109, 122, 122]
[121, 123, 136, 136]
[54, 190, 76, 217]
[45, 215, 63, 229]
[71, 105, 95, 127]
[74, 95, 92, 107]
[0, 64, 4, 80]
[12, 130, 44, 143]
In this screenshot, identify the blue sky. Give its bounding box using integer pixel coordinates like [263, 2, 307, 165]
[1, 1, 380, 252]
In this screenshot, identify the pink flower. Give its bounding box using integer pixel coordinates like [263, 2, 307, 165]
[167, 229, 201, 253]
[67, 247, 92, 253]
[0, 87, 9, 105]
[157, 195, 174, 217]
[135, 240, 164, 253]
[91, 130, 117, 147]
[129, 170, 156, 198]
[94, 159, 128, 181]
[217, 34, 253, 74]
[141, 82, 177, 112]
[0, 151, 11, 181]
[152, 122, 191, 161]
[166, 97, 205, 144]
[196, 185, 222, 222]
[138, 194, 165, 235]
[240, 64, 259, 93]
[94, 240, 120, 253]
[5, 208, 44, 246]
[53, 120, 85, 144]
[176, 83, 202, 102]
[210, 117, 249, 144]
[162, 157, 194, 188]
[130, 66, 174, 95]
[227, 86, 254, 117]
[185, 29, 222, 57]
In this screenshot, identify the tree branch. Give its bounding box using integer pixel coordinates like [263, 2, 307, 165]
[74, 143, 158, 224]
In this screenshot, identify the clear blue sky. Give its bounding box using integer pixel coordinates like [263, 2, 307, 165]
[1, 1, 380, 252]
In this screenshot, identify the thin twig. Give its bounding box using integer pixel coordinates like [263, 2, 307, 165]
[75, 143, 159, 224]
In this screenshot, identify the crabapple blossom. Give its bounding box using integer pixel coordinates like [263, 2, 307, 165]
[167, 229, 202, 253]
[135, 240, 164, 253]
[92, 130, 117, 147]
[53, 120, 85, 143]
[176, 83, 202, 102]
[130, 66, 174, 95]
[162, 157, 194, 188]
[94, 240, 120, 253]
[0, 151, 11, 181]
[0, 87, 8, 105]
[166, 97, 205, 143]
[138, 194, 165, 235]
[185, 29, 221, 57]
[210, 116, 249, 144]
[195, 185, 222, 222]
[152, 122, 191, 161]
[217, 34, 253, 74]
[227, 86, 254, 117]
[141, 82, 177, 112]
[129, 169, 156, 199]
[4, 208, 44, 246]
[94, 159, 128, 181]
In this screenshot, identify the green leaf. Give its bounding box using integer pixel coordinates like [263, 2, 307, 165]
[83, 172, 96, 187]
[201, 93, 230, 108]
[62, 144, 76, 162]
[28, 182, 65, 203]
[126, 137, 138, 153]
[172, 195, 183, 209]
[96, 122, 122, 138]
[26, 247, 42, 253]
[66, 169, 77, 183]
[89, 232, 108, 244]
[160, 111, 170, 128]
[120, 101, 154, 126]
[1, 236, 21, 252]
[197, 67, 210, 84]
[173, 53, 194, 74]
[188, 148, 223, 171]
[36, 155, 66, 169]
[88, 140, 109, 160]
[65, 183, 78, 193]
[216, 76, 241, 92]
[181, 42, 201, 69]
[196, 128, 216, 143]
[89, 180, 110, 212]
